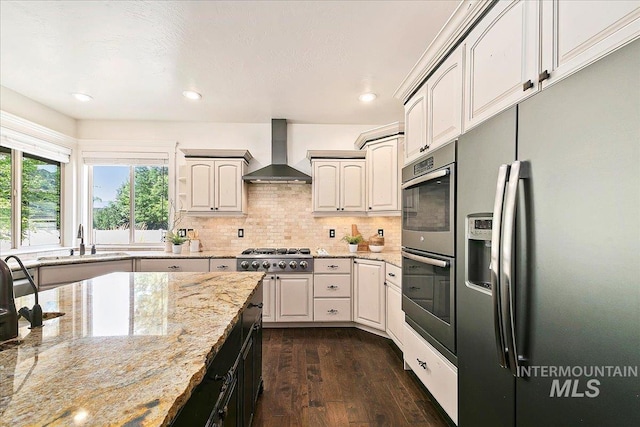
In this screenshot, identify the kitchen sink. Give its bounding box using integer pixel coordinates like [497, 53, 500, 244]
[38, 252, 129, 261]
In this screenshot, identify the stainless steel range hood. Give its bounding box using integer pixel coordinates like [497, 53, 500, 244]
[242, 119, 311, 184]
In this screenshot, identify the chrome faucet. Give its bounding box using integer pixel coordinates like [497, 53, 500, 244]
[77, 224, 85, 256]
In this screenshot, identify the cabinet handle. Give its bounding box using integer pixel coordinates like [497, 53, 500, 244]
[327, 285, 338, 289]
[410, 286, 419, 290]
[522, 79, 534, 91]
[253, 323, 261, 331]
[249, 303, 263, 309]
[388, 272, 396, 277]
[216, 265, 228, 269]
[417, 358, 427, 369]
[328, 265, 338, 269]
[538, 70, 550, 83]
[168, 265, 180, 270]
[327, 309, 338, 314]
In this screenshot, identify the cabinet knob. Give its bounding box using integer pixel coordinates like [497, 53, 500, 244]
[368, 207, 372, 210]
[388, 272, 396, 277]
[210, 207, 214, 210]
[522, 79, 534, 91]
[341, 208, 344, 211]
[538, 70, 551, 83]
[336, 207, 340, 211]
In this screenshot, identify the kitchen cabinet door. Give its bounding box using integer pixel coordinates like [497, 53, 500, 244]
[340, 160, 366, 212]
[262, 275, 276, 323]
[464, 0, 540, 131]
[275, 274, 313, 322]
[366, 138, 400, 212]
[385, 263, 404, 350]
[186, 160, 215, 212]
[404, 86, 427, 165]
[428, 45, 463, 151]
[540, 0, 640, 88]
[215, 160, 244, 212]
[313, 161, 340, 212]
[209, 258, 237, 272]
[353, 259, 385, 331]
[136, 258, 210, 272]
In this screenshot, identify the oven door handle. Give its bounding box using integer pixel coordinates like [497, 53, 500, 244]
[401, 251, 449, 268]
[401, 168, 449, 190]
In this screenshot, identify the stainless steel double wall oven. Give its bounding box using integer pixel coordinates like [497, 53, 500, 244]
[401, 141, 457, 363]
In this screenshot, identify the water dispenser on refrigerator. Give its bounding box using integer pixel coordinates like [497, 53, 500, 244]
[465, 213, 493, 294]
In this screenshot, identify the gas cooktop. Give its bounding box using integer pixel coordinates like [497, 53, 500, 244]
[237, 248, 313, 272]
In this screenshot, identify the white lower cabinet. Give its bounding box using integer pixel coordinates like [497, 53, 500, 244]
[353, 259, 385, 331]
[209, 258, 237, 272]
[385, 263, 404, 350]
[275, 274, 314, 322]
[313, 298, 351, 322]
[135, 258, 210, 272]
[262, 275, 276, 322]
[313, 258, 352, 322]
[404, 323, 458, 425]
[38, 259, 133, 289]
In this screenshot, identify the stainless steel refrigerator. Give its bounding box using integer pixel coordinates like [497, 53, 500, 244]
[456, 40, 640, 426]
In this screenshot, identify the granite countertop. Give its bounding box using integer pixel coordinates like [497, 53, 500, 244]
[0, 271, 265, 426]
[6, 249, 402, 270]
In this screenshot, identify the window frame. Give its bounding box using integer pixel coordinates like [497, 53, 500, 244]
[87, 162, 169, 247]
[0, 146, 64, 251]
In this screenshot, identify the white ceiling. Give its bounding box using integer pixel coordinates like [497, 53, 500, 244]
[0, 1, 460, 124]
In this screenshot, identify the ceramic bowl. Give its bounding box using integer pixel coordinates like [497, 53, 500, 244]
[369, 245, 384, 253]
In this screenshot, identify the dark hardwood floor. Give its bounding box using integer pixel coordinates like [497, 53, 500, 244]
[253, 327, 448, 427]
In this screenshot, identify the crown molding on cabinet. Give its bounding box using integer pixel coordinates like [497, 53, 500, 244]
[306, 150, 366, 161]
[179, 148, 253, 163]
[394, 0, 494, 104]
[353, 122, 404, 150]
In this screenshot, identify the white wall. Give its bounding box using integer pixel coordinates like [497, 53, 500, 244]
[0, 86, 77, 137]
[76, 120, 374, 174]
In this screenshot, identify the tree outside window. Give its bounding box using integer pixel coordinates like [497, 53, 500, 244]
[92, 165, 168, 245]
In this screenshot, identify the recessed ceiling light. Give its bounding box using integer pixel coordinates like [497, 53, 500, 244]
[72, 93, 93, 102]
[182, 90, 202, 100]
[359, 92, 377, 102]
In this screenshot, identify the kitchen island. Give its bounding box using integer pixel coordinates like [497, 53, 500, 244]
[0, 271, 265, 426]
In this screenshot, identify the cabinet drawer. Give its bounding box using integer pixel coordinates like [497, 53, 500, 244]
[137, 258, 210, 272]
[314, 258, 351, 274]
[385, 263, 401, 289]
[314, 274, 351, 297]
[404, 323, 457, 424]
[210, 258, 237, 272]
[313, 298, 351, 322]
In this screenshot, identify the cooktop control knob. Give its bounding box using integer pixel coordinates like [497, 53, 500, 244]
[251, 261, 260, 270]
[278, 261, 286, 269]
[299, 261, 308, 270]
[240, 261, 249, 270]
[289, 261, 298, 269]
[262, 261, 271, 269]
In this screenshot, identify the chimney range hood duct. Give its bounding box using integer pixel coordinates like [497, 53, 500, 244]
[243, 119, 312, 184]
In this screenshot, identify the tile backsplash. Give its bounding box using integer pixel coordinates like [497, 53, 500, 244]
[181, 184, 400, 253]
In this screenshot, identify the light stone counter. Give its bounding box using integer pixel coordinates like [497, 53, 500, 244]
[0, 271, 265, 426]
[316, 250, 402, 267]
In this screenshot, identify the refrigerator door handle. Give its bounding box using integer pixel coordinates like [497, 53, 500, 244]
[501, 161, 529, 377]
[491, 164, 510, 369]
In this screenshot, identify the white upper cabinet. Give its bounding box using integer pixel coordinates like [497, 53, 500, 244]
[427, 45, 464, 152]
[185, 158, 248, 214]
[464, 0, 540, 130]
[540, 0, 640, 88]
[312, 159, 366, 213]
[404, 87, 427, 165]
[366, 138, 401, 213]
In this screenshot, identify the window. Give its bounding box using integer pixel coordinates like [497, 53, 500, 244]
[90, 163, 168, 245]
[0, 146, 62, 251]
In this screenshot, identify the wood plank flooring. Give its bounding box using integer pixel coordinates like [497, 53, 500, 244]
[253, 328, 448, 427]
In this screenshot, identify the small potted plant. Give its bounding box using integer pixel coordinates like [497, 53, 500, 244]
[342, 234, 363, 253]
[170, 233, 187, 254]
